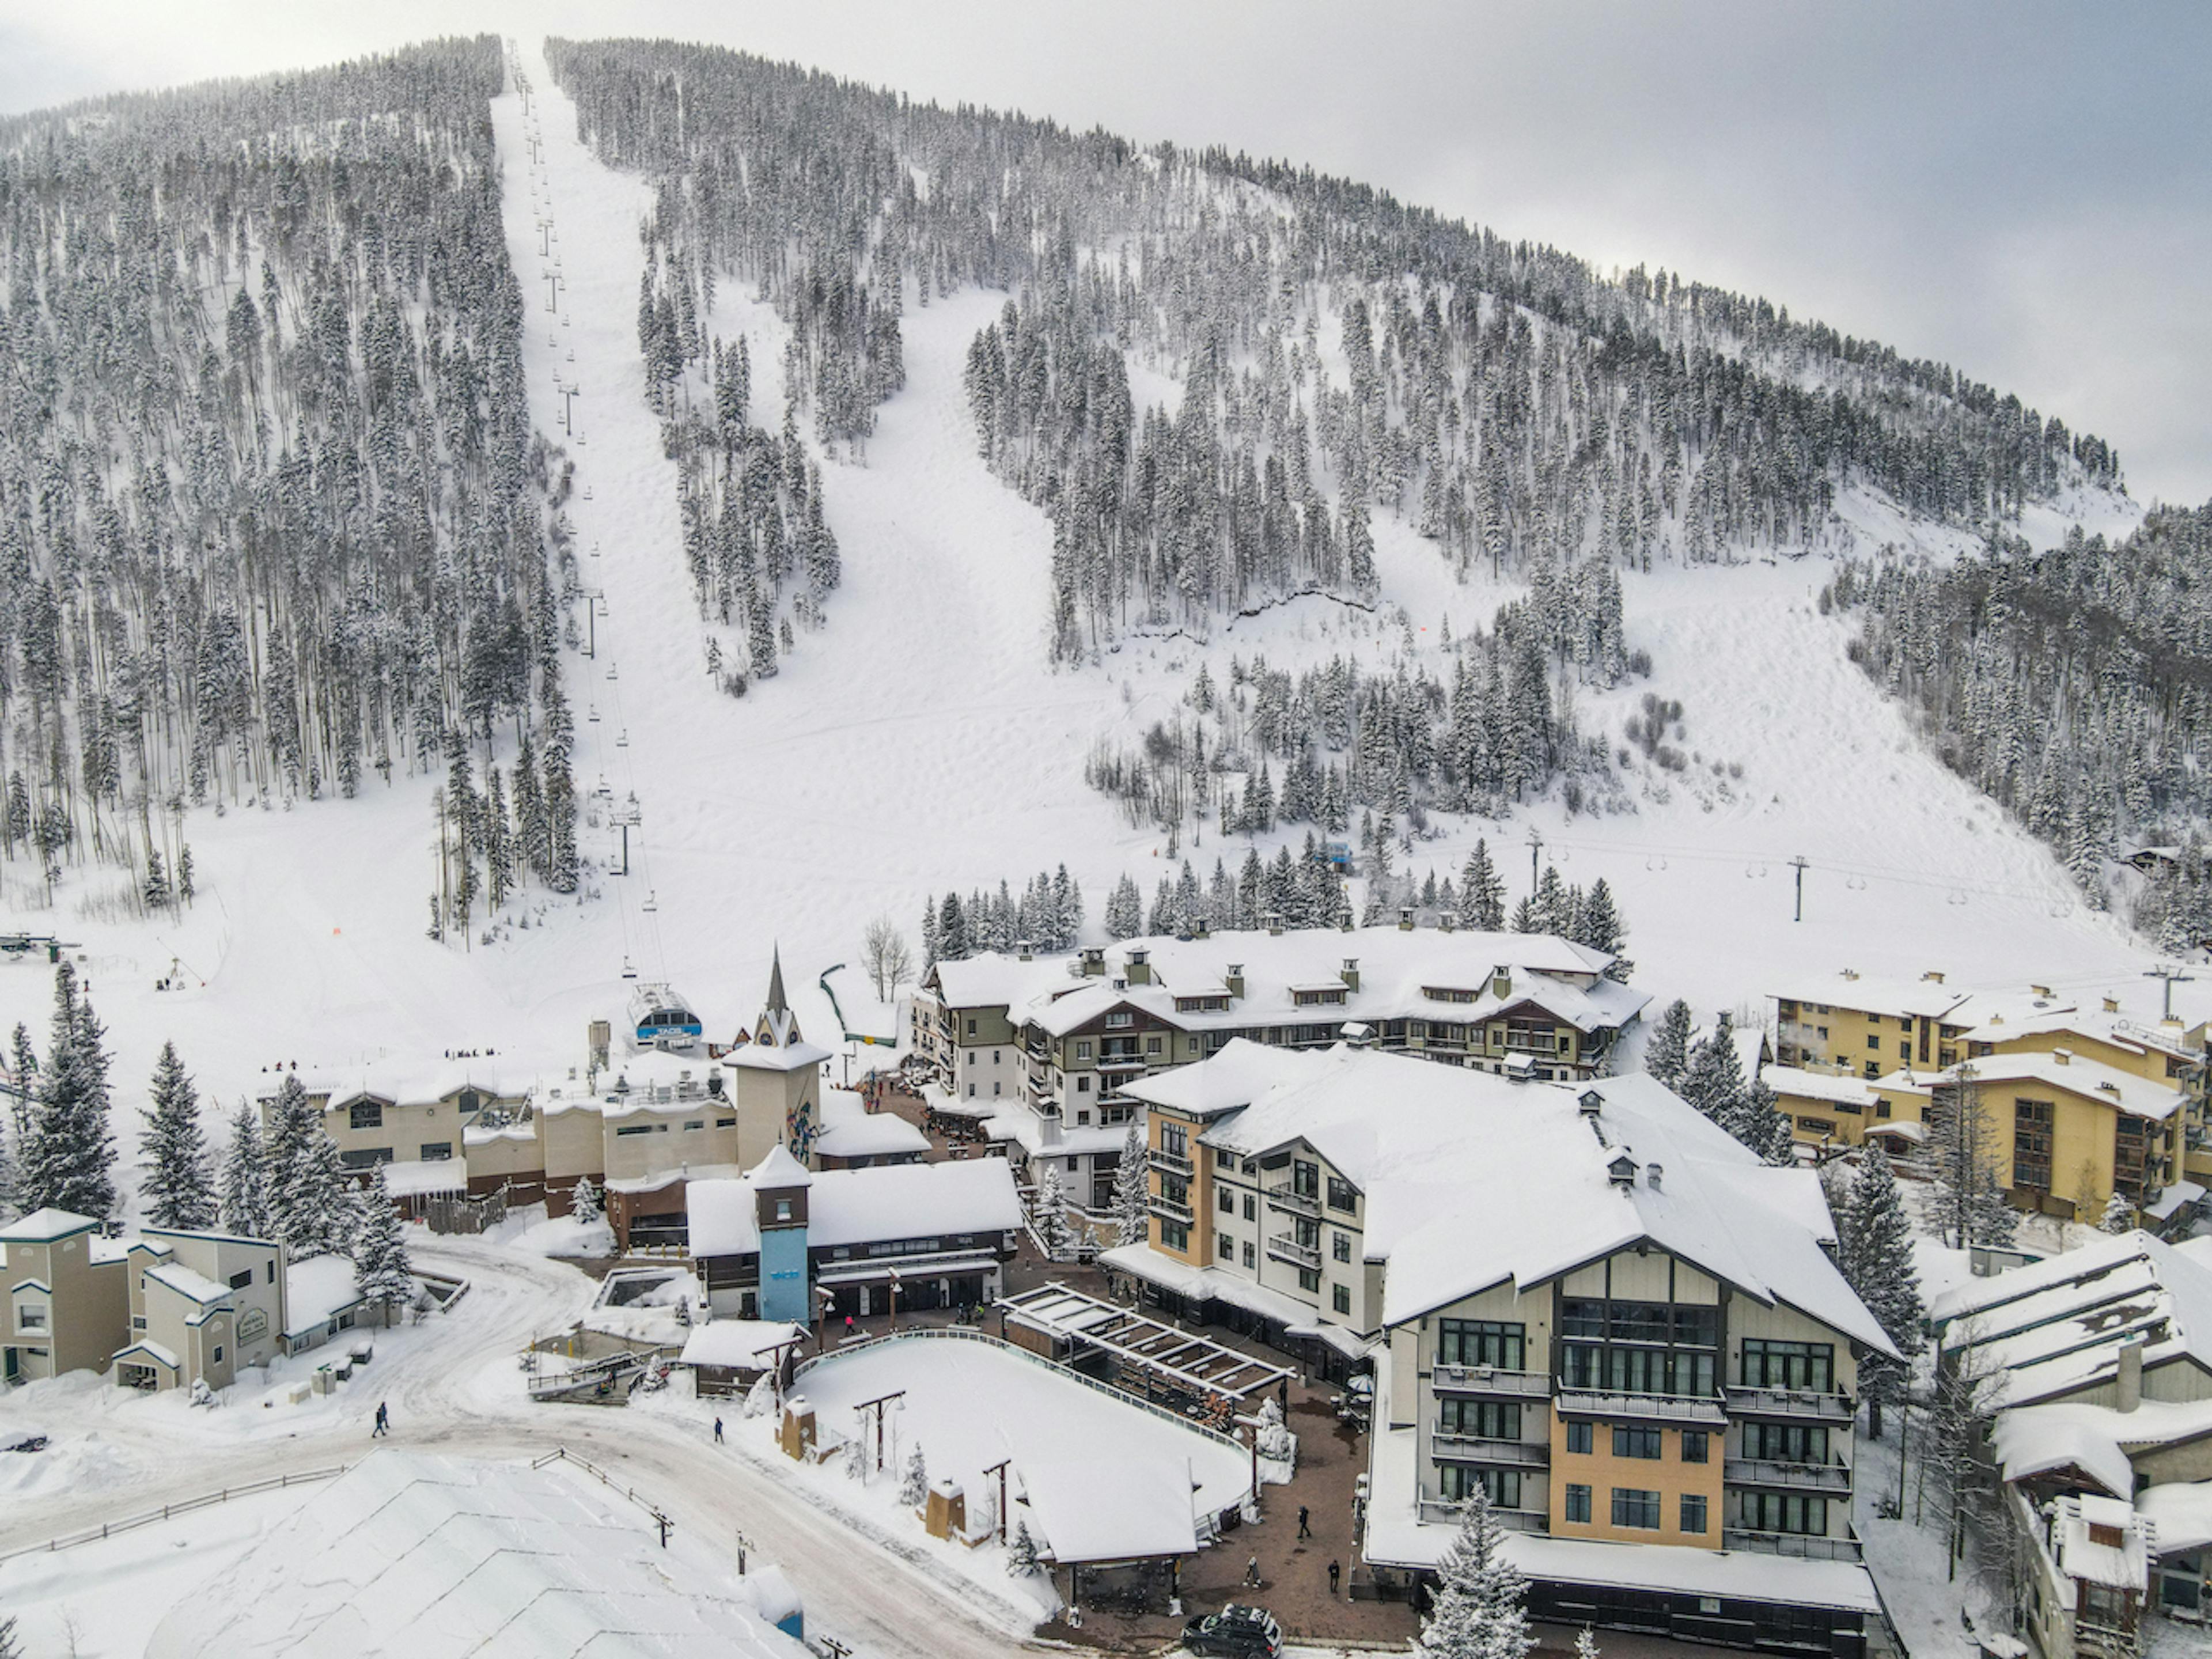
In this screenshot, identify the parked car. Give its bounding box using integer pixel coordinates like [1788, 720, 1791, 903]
[1182, 1603, 1282, 1658]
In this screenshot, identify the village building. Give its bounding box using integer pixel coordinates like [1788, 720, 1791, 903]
[1931, 1232, 2212, 1653]
[913, 923, 1647, 1217]
[1933, 1050, 2188, 1224]
[1763, 1065, 1933, 1154]
[2, 1207, 129, 1384]
[1099, 1039, 1896, 1653]
[258, 1057, 539, 1200]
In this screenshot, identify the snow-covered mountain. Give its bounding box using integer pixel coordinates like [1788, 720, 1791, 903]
[0, 35, 2173, 1214]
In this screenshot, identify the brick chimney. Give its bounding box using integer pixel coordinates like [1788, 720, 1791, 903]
[1341, 958, 1361, 993]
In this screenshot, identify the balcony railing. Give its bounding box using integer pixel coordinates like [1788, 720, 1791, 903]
[1265, 1185, 1321, 1218]
[1722, 1528, 1863, 1562]
[1726, 1384, 1854, 1422]
[1433, 1364, 1551, 1397]
[1555, 1384, 1729, 1427]
[1149, 1147, 1195, 1177]
[1433, 1431, 1550, 1468]
[1266, 1233, 1321, 1270]
[1725, 1457, 1853, 1495]
[1419, 1498, 1549, 1532]
[1149, 1195, 1195, 1225]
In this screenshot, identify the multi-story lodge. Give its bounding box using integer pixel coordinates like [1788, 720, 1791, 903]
[1102, 1040, 1896, 1656]
[912, 922, 1647, 1211]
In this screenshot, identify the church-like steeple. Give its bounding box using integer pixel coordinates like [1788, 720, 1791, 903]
[766, 945, 788, 1016]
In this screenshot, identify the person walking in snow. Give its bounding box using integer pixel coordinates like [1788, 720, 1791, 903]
[1328, 1558, 1341, 1597]
[714, 1416, 724, 1444]
[1243, 1555, 1260, 1588]
[1297, 1505, 1311, 1539]
[372, 1401, 389, 1438]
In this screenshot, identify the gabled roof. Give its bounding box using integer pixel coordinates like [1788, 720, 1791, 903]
[0, 1207, 103, 1244]
[146, 1262, 233, 1306]
[689, 1155, 1021, 1257]
[1943, 1052, 2186, 1121]
[1777, 972, 1974, 1021]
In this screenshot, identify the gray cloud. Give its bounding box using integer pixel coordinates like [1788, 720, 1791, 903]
[5, 1, 2206, 503]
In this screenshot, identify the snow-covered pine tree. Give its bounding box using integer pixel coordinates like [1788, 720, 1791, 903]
[221, 1105, 275, 1240]
[571, 1174, 604, 1225]
[1459, 840, 1506, 931]
[899, 1444, 929, 1510]
[1725, 1076, 1797, 1168]
[266, 1073, 347, 1257]
[1575, 1628, 1601, 1659]
[1006, 1518, 1040, 1577]
[2100, 1188, 2135, 1234]
[1578, 878, 1632, 981]
[22, 964, 116, 1219]
[141, 1040, 215, 1230]
[6, 1023, 34, 1144]
[1677, 1014, 1746, 1128]
[0, 1117, 18, 1219]
[1643, 1001, 1694, 1092]
[1110, 1126, 1150, 1247]
[1105, 873, 1144, 940]
[1418, 1483, 1532, 1659]
[1034, 1164, 1073, 1256]
[143, 849, 171, 912]
[1837, 1143, 1923, 1437]
[353, 1166, 416, 1321]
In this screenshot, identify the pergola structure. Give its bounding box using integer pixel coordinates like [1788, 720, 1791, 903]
[998, 1282, 1294, 1403]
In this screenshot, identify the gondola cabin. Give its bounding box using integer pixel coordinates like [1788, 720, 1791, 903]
[628, 984, 704, 1051]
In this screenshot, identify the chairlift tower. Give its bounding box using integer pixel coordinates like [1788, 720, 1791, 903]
[609, 794, 642, 876]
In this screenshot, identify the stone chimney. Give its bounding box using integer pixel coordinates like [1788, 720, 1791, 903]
[2053, 1047, 2072, 1066]
[2117, 1333, 2145, 1412]
[1645, 1162, 1664, 1192]
[1016, 939, 1033, 962]
[1266, 912, 1285, 937]
[1126, 948, 1152, 986]
[1226, 963, 1245, 999]
[1923, 971, 1945, 984]
[1398, 906, 1416, 932]
[2104, 995, 2121, 1014]
[1081, 946, 1106, 977]
[1341, 958, 1361, 993]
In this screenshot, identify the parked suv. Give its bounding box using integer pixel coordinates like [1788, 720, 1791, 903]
[1181, 1603, 1282, 1658]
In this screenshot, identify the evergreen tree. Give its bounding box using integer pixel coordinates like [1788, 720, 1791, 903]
[266, 1073, 347, 1257]
[22, 964, 116, 1218]
[1105, 873, 1145, 940]
[1459, 840, 1506, 931]
[353, 1166, 416, 1320]
[221, 1104, 275, 1241]
[1033, 1163, 1073, 1256]
[1418, 1483, 1532, 1659]
[1110, 1126, 1150, 1247]
[140, 1041, 215, 1230]
[143, 849, 172, 912]
[1837, 1144, 1923, 1437]
[0, 1116, 18, 1219]
[5, 1023, 32, 1145]
[1578, 878, 1632, 981]
[899, 1444, 930, 1510]
[1643, 1000, 1694, 1092]
[2100, 1188, 2135, 1235]
[570, 1174, 604, 1225]
[1930, 1068, 2019, 1251]
[1677, 1014, 1746, 1128]
[1006, 1518, 1040, 1576]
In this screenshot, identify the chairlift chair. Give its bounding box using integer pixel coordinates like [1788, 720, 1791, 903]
[616, 729, 630, 749]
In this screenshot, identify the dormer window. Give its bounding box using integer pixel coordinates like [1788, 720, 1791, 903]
[775, 1199, 793, 1222]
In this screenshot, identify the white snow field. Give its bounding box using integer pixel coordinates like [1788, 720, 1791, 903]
[0, 35, 2166, 1164]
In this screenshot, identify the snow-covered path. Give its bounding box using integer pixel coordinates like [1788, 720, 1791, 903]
[0, 1236, 1040, 1657]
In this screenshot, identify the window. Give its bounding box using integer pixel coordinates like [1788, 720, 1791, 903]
[1146, 1036, 1162, 1055]
[1076, 1041, 1092, 1059]
[1297, 1267, 1321, 1293]
[774, 1199, 792, 1222]
[1612, 1426, 1662, 1459]
[14, 1304, 47, 1331]
[1244, 1195, 1256, 1221]
[993, 1082, 1001, 1096]
[1441, 1465, 1520, 1507]
[993, 1050, 1001, 1063]
[1740, 1338, 1834, 1393]
[1219, 1188, 1235, 1213]
[1158, 1221, 1190, 1252]
[419, 1142, 453, 1161]
[717, 1117, 736, 1128]
[965, 1018, 978, 1036]
[1215, 1148, 1234, 1166]
[1565, 1421, 1593, 1455]
[1161, 1122, 1188, 1157]
[340, 1147, 395, 1169]
[132, 1315, 146, 1330]
[1105, 1012, 1132, 1029]
[1218, 1231, 1234, 1260]
[1332, 1233, 1352, 1263]
[1333, 1283, 1351, 1315]
[1746, 1422, 1830, 1463]
[1442, 1399, 1521, 1439]
[683, 1119, 704, 1131]
[229, 1269, 254, 1290]
[1680, 1494, 1709, 1533]
[615, 1124, 660, 1137]
[1327, 1176, 1358, 1214]
[349, 1101, 383, 1130]
[1293, 1160, 1320, 1199]
[1077, 1076, 1092, 1094]
[1681, 1430, 1709, 1464]
[1438, 1319, 1527, 1370]
[212, 1344, 224, 1363]
[1243, 1241, 1256, 1268]
[1742, 1491, 1828, 1535]
[1866, 1035, 1880, 1051]
[266, 1263, 275, 1283]
[1899, 1040, 1911, 1059]
[1611, 1488, 1662, 1529]
[457, 1089, 481, 1115]
[1565, 1484, 1592, 1524]
[967, 1084, 976, 1098]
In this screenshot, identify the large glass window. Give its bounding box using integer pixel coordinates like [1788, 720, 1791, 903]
[1565, 1484, 1592, 1524]
[1441, 1465, 1520, 1508]
[1438, 1319, 1525, 1370]
[1742, 1492, 1828, 1535]
[1740, 1339, 1835, 1393]
[1612, 1426, 1662, 1459]
[1441, 1399, 1521, 1439]
[1611, 1488, 1661, 1529]
[2014, 1098, 2054, 1191]
[1746, 1423, 1830, 1463]
[1681, 1494, 1709, 1534]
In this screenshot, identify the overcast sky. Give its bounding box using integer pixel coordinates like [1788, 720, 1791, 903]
[6, 1, 2206, 505]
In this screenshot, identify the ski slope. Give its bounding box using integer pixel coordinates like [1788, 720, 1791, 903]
[0, 36, 2171, 1190]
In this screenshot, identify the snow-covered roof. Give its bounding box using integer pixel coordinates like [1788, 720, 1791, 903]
[1099, 1242, 1333, 1331]
[688, 1156, 1021, 1257]
[751, 1144, 812, 1189]
[1777, 972, 1974, 1021]
[2139, 1480, 2212, 1555]
[1944, 1052, 2186, 1121]
[813, 1089, 930, 1160]
[983, 1108, 1132, 1160]
[1756, 1065, 1880, 1108]
[1934, 1230, 2212, 1407]
[679, 1321, 806, 1371]
[146, 1262, 232, 1307]
[1995, 1396, 2212, 1497]
[144, 1450, 812, 1659]
[0, 1207, 103, 1243]
[276, 1055, 541, 1110]
[113, 1338, 181, 1372]
[926, 925, 1638, 1043]
[1118, 1041, 1889, 1352]
[1020, 1453, 1198, 1562]
[724, 1034, 832, 1074]
[2051, 1493, 2150, 1590]
[1963, 1005, 2197, 1063]
[384, 1159, 471, 1198]
[286, 1255, 365, 1338]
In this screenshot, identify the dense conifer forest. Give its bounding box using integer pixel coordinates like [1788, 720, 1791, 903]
[0, 36, 580, 925]
[548, 37, 2118, 668]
